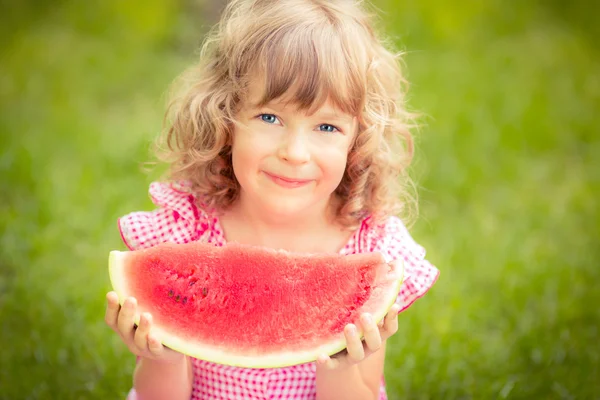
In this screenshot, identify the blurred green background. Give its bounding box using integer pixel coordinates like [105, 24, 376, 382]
[1, 0, 598, 399]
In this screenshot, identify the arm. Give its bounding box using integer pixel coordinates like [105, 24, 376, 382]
[105, 292, 193, 400]
[316, 341, 386, 400]
[133, 356, 193, 400]
[316, 304, 400, 400]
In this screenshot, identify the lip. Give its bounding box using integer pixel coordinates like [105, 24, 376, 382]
[263, 171, 313, 188]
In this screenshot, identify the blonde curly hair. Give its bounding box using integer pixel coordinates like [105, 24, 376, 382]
[158, 0, 418, 228]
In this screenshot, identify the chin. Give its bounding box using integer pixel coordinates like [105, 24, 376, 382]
[255, 194, 323, 219]
[262, 199, 312, 217]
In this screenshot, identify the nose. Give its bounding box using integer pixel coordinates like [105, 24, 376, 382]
[277, 129, 311, 165]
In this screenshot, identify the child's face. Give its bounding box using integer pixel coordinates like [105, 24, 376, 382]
[231, 84, 357, 219]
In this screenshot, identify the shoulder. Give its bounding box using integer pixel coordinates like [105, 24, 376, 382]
[117, 181, 217, 250]
[361, 215, 440, 313]
[359, 215, 424, 260]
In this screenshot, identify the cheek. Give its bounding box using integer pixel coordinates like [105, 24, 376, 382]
[231, 128, 273, 179]
[319, 147, 349, 185]
[231, 130, 249, 181]
[231, 140, 255, 185]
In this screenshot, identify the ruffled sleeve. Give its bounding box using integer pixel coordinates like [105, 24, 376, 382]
[118, 182, 210, 250]
[363, 216, 440, 313]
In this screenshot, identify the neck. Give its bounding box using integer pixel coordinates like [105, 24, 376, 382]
[221, 194, 344, 252]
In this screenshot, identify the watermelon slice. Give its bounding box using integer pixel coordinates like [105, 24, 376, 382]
[108, 241, 403, 368]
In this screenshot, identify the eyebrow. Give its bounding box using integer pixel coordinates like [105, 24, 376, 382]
[310, 110, 355, 127]
[248, 102, 354, 124]
[314, 110, 352, 121]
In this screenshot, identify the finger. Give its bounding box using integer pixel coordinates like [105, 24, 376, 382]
[147, 333, 165, 357]
[133, 312, 152, 353]
[117, 297, 138, 343]
[381, 305, 400, 339]
[360, 313, 382, 352]
[105, 292, 121, 329]
[378, 303, 399, 328]
[344, 324, 365, 363]
[317, 353, 339, 370]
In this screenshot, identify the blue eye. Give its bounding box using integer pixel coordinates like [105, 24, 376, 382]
[260, 114, 279, 124]
[318, 124, 338, 133]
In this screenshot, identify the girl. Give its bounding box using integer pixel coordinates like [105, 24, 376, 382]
[105, 0, 439, 399]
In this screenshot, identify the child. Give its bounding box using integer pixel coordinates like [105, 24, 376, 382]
[104, 0, 439, 399]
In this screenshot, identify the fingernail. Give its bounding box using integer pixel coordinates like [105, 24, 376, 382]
[362, 314, 372, 325]
[349, 325, 357, 336]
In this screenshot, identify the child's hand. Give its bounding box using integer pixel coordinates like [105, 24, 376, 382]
[105, 291, 185, 364]
[317, 304, 401, 370]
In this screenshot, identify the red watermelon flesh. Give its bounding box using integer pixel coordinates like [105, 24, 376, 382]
[109, 241, 403, 368]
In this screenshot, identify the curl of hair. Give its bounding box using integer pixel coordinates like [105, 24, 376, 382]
[156, 0, 419, 228]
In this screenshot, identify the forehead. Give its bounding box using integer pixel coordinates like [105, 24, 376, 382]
[242, 76, 354, 120]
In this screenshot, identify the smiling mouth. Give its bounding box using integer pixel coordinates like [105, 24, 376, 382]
[263, 171, 313, 188]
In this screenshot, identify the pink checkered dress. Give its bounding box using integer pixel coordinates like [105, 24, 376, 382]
[119, 182, 439, 400]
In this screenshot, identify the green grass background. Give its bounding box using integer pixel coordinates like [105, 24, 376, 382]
[1, 0, 598, 398]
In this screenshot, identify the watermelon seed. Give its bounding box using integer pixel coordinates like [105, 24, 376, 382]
[168, 290, 174, 298]
[202, 287, 208, 297]
[189, 280, 196, 287]
[182, 297, 188, 304]
[175, 295, 181, 302]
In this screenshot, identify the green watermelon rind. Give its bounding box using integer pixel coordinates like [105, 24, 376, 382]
[108, 250, 404, 369]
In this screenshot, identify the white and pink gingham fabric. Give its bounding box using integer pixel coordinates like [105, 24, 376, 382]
[119, 182, 439, 400]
